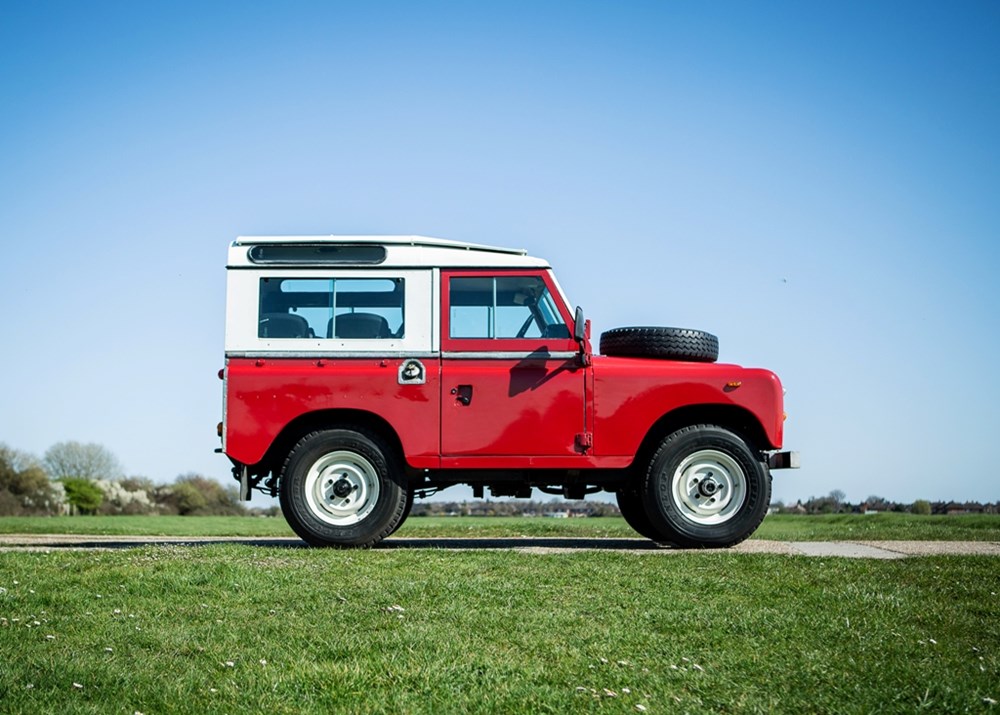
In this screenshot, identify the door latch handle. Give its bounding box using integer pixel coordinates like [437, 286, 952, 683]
[451, 385, 473, 406]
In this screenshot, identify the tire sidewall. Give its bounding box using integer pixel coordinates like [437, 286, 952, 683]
[644, 426, 770, 547]
[388, 487, 415, 536]
[616, 488, 664, 541]
[280, 429, 406, 547]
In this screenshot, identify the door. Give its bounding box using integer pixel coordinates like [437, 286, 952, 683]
[440, 270, 586, 459]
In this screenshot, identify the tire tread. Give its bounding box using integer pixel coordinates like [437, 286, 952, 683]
[599, 327, 719, 362]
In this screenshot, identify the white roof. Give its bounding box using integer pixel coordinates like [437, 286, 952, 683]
[228, 235, 550, 269]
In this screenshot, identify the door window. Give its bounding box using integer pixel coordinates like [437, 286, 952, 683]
[448, 276, 568, 340]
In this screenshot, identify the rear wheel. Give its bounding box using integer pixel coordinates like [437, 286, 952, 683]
[388, 487, 414, 536]
[642, 425, 770, 548]
[279, 428, 408, 547]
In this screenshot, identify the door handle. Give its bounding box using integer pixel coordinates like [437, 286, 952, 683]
[451, 385, 473, 406]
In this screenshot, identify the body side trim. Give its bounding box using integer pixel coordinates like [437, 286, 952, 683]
[441, 351, 578, 360]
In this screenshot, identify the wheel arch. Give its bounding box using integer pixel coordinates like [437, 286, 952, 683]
[634, 404, 771, 474]
[255, 409, 408, 481]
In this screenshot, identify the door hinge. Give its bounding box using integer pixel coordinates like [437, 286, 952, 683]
[574, 432, 593, 452]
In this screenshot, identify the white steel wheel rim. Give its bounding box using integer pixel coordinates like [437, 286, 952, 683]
[670, 449, 746, 526]
[303, 450, 380, 526]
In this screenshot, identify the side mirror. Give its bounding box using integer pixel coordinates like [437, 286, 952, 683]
[573, 306, 586, 343]
[573, 306, 592, 366]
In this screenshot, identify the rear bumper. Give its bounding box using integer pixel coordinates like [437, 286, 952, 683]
[767, 451, 800, 470]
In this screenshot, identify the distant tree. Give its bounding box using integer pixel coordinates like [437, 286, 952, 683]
[803, 494, 837, 514]
[248, 505, 282, 517]
[0, 491, 21, 516]
[44, 441, 123, 481]
[412, 498, 624, 518]
[61, 478, 104, 515]
[829, 489, 846, 507]
[0, 443, 61, 515]
[4, 465, 52, 502]
[157, 474, 244, 516]
[0, 444, 43, 474]
[170, 480, 209, 514]
[120, 476, 156, 493]
[865, 495, 892, 511]
[911, 499, 932, 515]
[94, 477, 158, 515]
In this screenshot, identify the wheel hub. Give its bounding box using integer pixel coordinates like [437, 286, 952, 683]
[303, 450, 380, 526]
[332, 477, 355, 498]
[670, 449, 747, 526]
[697, 475, 720, 497]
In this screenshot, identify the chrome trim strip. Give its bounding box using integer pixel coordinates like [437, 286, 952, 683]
[225, 351, 440, 359]
[441, 351, 578, 360]
[226, 264, 549, 271]
[226, 350, 579, 360]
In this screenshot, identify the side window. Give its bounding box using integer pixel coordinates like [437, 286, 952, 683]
[449, 276, 568, 339]
[258, 277, 404, 339]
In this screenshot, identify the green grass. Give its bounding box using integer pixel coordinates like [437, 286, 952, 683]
[0, 515, 297, 537]
[755, 513, 1000, 542]
[0, 547, 997, 714]
[0, 513, 998, 541]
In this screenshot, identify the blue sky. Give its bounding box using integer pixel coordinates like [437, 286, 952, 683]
[1, 1, 998, 505]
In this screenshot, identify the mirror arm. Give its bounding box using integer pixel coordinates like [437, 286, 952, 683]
[574, 306, 592, 367]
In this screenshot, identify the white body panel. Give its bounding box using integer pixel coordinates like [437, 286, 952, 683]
[225, 268, 434, 354]
[228, 235, 550, 270]
[224, 235, 565, 355]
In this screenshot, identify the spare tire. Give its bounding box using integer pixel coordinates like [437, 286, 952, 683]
[599, 327, 719, 362]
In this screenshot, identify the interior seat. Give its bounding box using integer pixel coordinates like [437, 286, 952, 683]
[330, 313, 391, 339]
[259, 313, 310, 338]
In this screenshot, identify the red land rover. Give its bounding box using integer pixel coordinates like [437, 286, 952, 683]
[219, 236, 798, 547]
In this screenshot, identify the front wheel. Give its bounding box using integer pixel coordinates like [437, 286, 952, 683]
[642, 425, 770, 548]
[279, 428, 408, 547]
[616, 488, 663, 541]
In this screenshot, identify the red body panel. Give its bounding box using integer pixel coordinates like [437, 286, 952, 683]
[440, 357, 585, 457]
[225, 354, 784, 471]
[591, 356, 785, 455]
[225, 358, 441, 468]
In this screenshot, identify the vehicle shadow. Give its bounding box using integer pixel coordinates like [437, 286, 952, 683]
[0, 536, 669, 551]
[381, 537, 665, 550]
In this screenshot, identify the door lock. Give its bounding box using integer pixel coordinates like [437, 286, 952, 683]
[451, 385, 473, 406]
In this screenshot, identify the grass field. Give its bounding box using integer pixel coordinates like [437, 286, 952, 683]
[1, 546, 997, 714]
[0, 512, 998, 541]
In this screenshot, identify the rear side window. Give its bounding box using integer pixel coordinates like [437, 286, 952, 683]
[258, 277, 404, 339]
[449, 276, 568, 339]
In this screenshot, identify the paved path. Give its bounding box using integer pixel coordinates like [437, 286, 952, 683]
[0, 534, 997, 558]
